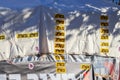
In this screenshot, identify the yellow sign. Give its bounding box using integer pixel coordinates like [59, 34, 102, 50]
[16, 32, 38, 38]
[55, 25, 64, 30]
[100, 42, 109, 46]
[56, 20, 64, 24]
[80, 64, 91, 70]
[55, 31, 65, 36]
[55, 55, 65, 60]
[100, 28, 109, 34]
[54, 49, 64, 54]
[17, 34, 29, 38]
[100, 35, 109, 40]
[29, 32, 38, 38]
[55, 38, 65, 42]
[56, 67, 66, 73]
[100, 48, 109, 53]
[100, 22, 109, 26]
[54, 43, 65, 48]
[55, 14, 64, 18]
[56, 62, 65, 67]
[100, 15, 108, 20]
[0, 35, 5, 40]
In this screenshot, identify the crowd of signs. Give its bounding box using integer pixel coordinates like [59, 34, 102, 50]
[54, 14, 66, 74]
[100, 14, 109, 54]
[0, 14, 120, 80]
[0, 32, 39, 40]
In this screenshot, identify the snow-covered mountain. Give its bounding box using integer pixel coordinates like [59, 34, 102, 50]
[0, 0, 119, 60]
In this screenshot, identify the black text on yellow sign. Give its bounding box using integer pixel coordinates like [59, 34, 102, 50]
[29, 33, 38, 38]
[100, 35, 109, 40]
[55, 25, 64, 31]
[55, 38, 65, 42]
[54, 43, 65, 48]
[100, 22, 109, 27]
[100, 28, 109, 34]
[54, 49, 64, 54]
[100, 15, 108, 20]
[100, 42, 109, 46]
[55, 55, 65, 60]
[55, 14, 64, 19]
[17, 34, 28, 38]
[56, 67, 66, 73]
[80, 64, 91, 70]
[55, 31, 65, 36]
[16, 32, 38, 38]
[100, 48, 109, 53]
[0, 35, 5, 40]
[56, 62, 65, 67]
[56, 20, 64, 24]
[100, 15, 109, 54]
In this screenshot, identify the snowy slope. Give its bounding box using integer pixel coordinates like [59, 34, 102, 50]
[0, 0, 41, 60]
[0, 0, 120, 60]
[40, 0, 120, 57]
